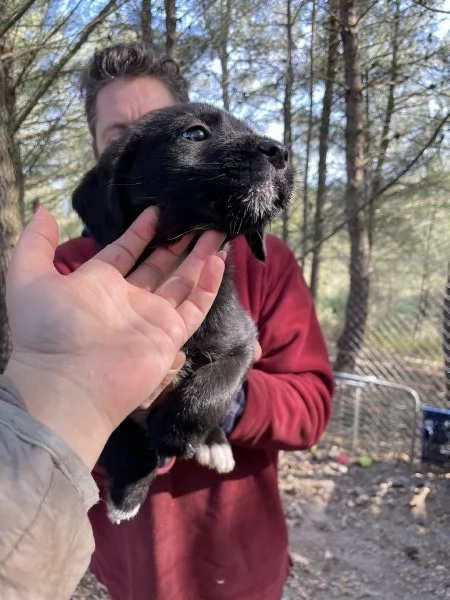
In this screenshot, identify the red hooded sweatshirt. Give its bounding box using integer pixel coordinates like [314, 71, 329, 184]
[54, 233, 333, 600]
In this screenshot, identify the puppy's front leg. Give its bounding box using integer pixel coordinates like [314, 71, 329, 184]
[145, 351, 253, 467]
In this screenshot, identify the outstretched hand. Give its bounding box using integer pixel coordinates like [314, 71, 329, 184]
[5, 207, 226, 467]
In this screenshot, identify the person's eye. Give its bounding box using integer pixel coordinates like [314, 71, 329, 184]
[106, 134, 121, 145]
[105, 126, 128, 146]
[181, 126, 210, 141]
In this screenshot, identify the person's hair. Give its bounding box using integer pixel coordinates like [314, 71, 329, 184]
[80, 41, 190, 136]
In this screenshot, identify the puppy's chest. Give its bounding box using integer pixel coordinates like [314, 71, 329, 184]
[177, 273, 257, 374]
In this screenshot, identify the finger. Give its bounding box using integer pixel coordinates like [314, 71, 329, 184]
[86, 207, 158, 276]
[126, 234, 195, 291]
[169, 350, 186, 373]
[155, 231, 226, 308]
[176, 253, 226, 339]
[7, 208, 59, 288]
[138, 351, 186, 408]
[254, 341, 262, 362]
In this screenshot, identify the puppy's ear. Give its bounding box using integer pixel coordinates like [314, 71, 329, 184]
[72, 152, 126, 247]
[73, 130, 143, 246]
[245, 228, 266, 262]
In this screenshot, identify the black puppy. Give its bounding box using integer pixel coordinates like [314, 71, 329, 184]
[72, 103, 293, 522]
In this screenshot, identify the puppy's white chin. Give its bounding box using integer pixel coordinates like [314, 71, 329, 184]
[244, 182, 277, 217]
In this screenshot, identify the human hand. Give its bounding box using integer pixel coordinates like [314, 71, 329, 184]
[5, 207, 226, 468]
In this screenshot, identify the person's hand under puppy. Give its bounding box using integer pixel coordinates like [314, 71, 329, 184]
[4, 206, 226, 469]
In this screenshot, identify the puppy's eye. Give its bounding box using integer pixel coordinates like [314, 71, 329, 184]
[181, 126, 209, 141]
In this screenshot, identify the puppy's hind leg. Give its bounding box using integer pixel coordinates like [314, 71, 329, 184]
[99, 419, 159, 524]
[195, 426, 235, 474]
[106, 468, 157, 525]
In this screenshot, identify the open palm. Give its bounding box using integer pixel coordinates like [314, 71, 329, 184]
[5, 207, 225, 466]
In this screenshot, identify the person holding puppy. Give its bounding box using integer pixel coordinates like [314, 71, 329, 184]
[55, 42, 334, 600]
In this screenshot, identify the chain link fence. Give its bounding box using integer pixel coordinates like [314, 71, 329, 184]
[307, 196, 450, 461]
[327, 373, 421, 462]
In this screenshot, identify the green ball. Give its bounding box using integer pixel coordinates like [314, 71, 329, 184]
[359, 455, 372, 468]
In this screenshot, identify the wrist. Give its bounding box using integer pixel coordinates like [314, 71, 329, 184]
[4, 353, 112, 469]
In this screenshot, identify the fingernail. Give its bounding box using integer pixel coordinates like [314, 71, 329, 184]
[217, 250, 227, 263]
[144, 206, 159, 218]
[33, 206, 45, 220]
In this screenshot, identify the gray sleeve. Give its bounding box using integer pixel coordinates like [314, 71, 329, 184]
[0, 375, 99, 599]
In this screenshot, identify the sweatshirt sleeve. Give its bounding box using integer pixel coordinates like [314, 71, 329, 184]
[0, 375, 99, 599]
[228, 239, 334, 450]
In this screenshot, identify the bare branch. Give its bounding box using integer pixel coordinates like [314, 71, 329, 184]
[14, 0, 118, 132]
[303, 110, 450, 256]
[0, 0, 38, 38]
[14, 0, 85, 91]
[412, 1, 450, 14]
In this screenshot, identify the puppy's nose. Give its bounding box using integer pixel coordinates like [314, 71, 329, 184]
[258, 140, 289, 169]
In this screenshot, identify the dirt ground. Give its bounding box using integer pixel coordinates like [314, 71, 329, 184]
[73, 444, 450, 600]
[280, 446, 450, 599]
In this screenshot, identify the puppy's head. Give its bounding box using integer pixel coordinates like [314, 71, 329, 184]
[73, 103, 293, 260]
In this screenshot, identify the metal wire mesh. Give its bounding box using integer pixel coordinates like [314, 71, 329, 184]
[311, 197, 450, 458]
[334, 265, 448, 407]
[325, 373, 421, 462]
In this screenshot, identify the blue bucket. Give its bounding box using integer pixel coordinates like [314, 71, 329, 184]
[422, 406, 450, 464]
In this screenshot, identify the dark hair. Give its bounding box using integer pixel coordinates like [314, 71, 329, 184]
[80, 41, 190, 136]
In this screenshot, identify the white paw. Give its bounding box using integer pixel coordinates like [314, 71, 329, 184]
[195, 442, 235, 474]
[107, 502, 141, 525]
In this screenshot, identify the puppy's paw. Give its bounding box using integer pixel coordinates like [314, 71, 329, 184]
[195, 439, 235, 473]
[105, 468, 158, 524]
[106, 484, 147, 524]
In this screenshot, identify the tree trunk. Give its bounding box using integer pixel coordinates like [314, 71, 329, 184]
[444, 262, 450, 403]
[282, 0, 294, 245]
[0, 29, 22, 372]
[164, 0, 177, 59]
[300, 0, 316, 262]
[368, 0, 400, 247]
[334, 0, 370, 373]
[309, 0, 338, 300]
[141, 0, 153, 44]
[218, 0, 231, 112]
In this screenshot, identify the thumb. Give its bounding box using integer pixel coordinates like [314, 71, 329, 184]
[7, 207, 59, 288]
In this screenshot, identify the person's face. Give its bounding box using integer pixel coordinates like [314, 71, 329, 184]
[93, 76, 177, 158]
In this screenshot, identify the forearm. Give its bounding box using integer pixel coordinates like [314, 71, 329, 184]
[0, 376, 98, 599]
[228, 368, 333, 450]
